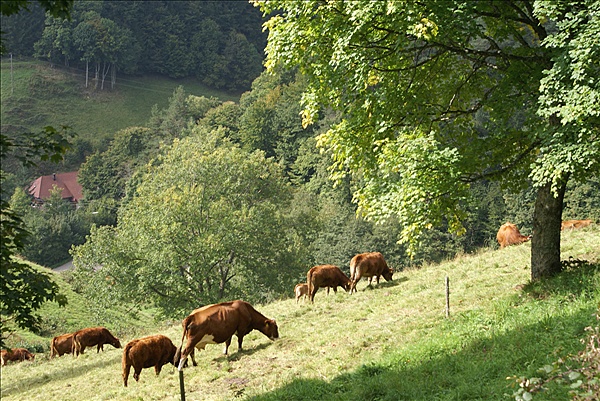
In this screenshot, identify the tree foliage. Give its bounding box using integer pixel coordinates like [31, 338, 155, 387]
[256, 0, 600, 279]
[72, 128, 305, 316]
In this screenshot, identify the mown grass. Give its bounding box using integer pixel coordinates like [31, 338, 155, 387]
[0, 59, 241, 146]
[1, 227, 598, 401]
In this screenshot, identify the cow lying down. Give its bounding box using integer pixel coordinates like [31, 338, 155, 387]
[122, 334, 177, 387]
[175, 300, 279, 371]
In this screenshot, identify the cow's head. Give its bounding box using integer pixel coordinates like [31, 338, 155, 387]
[263, 319, 279, 341]
[383, 268, 394, 282]
[342, 281, 352, 292]
[112, 338, 122, 349]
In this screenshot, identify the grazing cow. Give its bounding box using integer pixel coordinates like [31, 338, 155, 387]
[306, 264, 351, 303]
[72, 327, 121, 357]
[1, 348, 35, 366]
[50, 333, 74, 358]
[561, 219, 593, 231]
[496, 222, 532, 249]
[122, 335, 177, 387]
[294, 283, 309, 303]
[349, 252, 394, 293]
[175, 300, 279, 370]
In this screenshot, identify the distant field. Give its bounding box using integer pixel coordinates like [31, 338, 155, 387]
[0, 59, 242, 146]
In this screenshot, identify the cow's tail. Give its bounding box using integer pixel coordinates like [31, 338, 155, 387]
[174, 317, 189, 370]
[50, 338, 57, 358]
[307, 269, 314, 302]
[122, 342, 134, 387]
[71, 334, 79, 357]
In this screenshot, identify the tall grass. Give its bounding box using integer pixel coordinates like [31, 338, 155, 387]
[1, 227, 598, 401]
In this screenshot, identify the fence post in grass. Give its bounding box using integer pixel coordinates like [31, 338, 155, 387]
[445, 276, 450, 318]
[179, 370, 186, 401]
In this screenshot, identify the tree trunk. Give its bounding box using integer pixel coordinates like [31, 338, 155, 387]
[85, 60, 89, 88]
[530, 180, 567, 281]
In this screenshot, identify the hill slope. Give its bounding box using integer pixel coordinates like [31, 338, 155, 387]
[1, 227, 598, 401]
[0, 60, 241, 144]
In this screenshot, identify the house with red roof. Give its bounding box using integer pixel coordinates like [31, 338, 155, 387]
[28, 171, 83, 204]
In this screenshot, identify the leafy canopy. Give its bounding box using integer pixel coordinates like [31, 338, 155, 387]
[72, 128, 303, 316]
[256, 0, 600, 254]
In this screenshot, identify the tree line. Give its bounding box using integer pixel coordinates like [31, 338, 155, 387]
[1, 0, 265, 91]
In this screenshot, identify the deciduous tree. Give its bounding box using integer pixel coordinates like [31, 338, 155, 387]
[256, 0, 600, 280]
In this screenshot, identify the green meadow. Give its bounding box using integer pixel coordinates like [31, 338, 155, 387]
[1, 227, 598, 401]
[0, 59, 241, 146]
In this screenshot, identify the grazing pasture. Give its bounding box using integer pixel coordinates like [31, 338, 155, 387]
[1, 227, 598, 400]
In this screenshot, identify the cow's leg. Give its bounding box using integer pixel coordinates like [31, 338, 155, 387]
[133, 367, 142, 382]
[96, 343, 102, 353]
[223, 337, 233, 355]
[333, 286, 338, 294]
[237, 335, 244, 352]
[155, 364, 162, 376]
[189, 347, 197, 366]
[123, 364, 131, 387]
[309, 286, 318, 302]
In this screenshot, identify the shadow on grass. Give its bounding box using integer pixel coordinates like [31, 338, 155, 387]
[245, 265, 599, 401]
[0, 353, 120, 397]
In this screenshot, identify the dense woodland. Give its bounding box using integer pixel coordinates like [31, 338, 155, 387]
[2, 0, 599, 320]
[1, 1, 265, 90]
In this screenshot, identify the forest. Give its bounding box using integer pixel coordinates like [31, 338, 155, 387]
[1, 0, 599, 338]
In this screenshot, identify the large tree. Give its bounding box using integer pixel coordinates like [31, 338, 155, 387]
[256, 0, 600, 281]
[71, 128, 305, 316]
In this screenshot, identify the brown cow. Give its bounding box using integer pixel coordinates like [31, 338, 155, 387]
[349, 252, 394, 293]
[561, 219, 593, 231]
[1, 348, 35, 366]
[306, 264, 351, 303]
[496, 222, 532, 249]
[294, 283, 309, 303]
[72, 327, 121, 357]
[50, 333, 74, 357]
[175, 300, 279, 370]
[122, 334, 177, 387]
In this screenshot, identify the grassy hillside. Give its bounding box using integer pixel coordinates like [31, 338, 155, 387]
[1, 262, 162, 353]
[0, 59, 241, 146]
[1, 227, 598, 401]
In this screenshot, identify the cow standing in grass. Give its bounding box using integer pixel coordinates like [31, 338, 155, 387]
[306, 264, 351, 303]
[122, 335, 177, 386]
[72, 327, 121, 356]
[50, 333, 74, 357]
[349, 252, 393, 293]
[175, 300, 279, 370]
[294, 283, 309, 303]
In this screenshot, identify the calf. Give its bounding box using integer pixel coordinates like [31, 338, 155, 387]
[72, 327, 121, 357]
[561, 219, 593, 230]
[349, 252, 393, 293]
[175, 300, 279, 370]
[306, 264, 351, 303]
[294, 283, 309, 303]
[496, 222, 531, 249]
[1, 348, 35, 366]
[50, 333, 74, 358]
[122, 335, 177, 387]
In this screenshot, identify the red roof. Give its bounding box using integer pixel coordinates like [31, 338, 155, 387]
[28, 171, 83, 202]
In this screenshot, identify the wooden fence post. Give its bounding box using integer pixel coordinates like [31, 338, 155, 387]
[445, 276, 450, 318]
[179, 370, 186, 401]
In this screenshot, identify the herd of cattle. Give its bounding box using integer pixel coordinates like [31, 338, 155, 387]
[1, 220, 594, 387]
